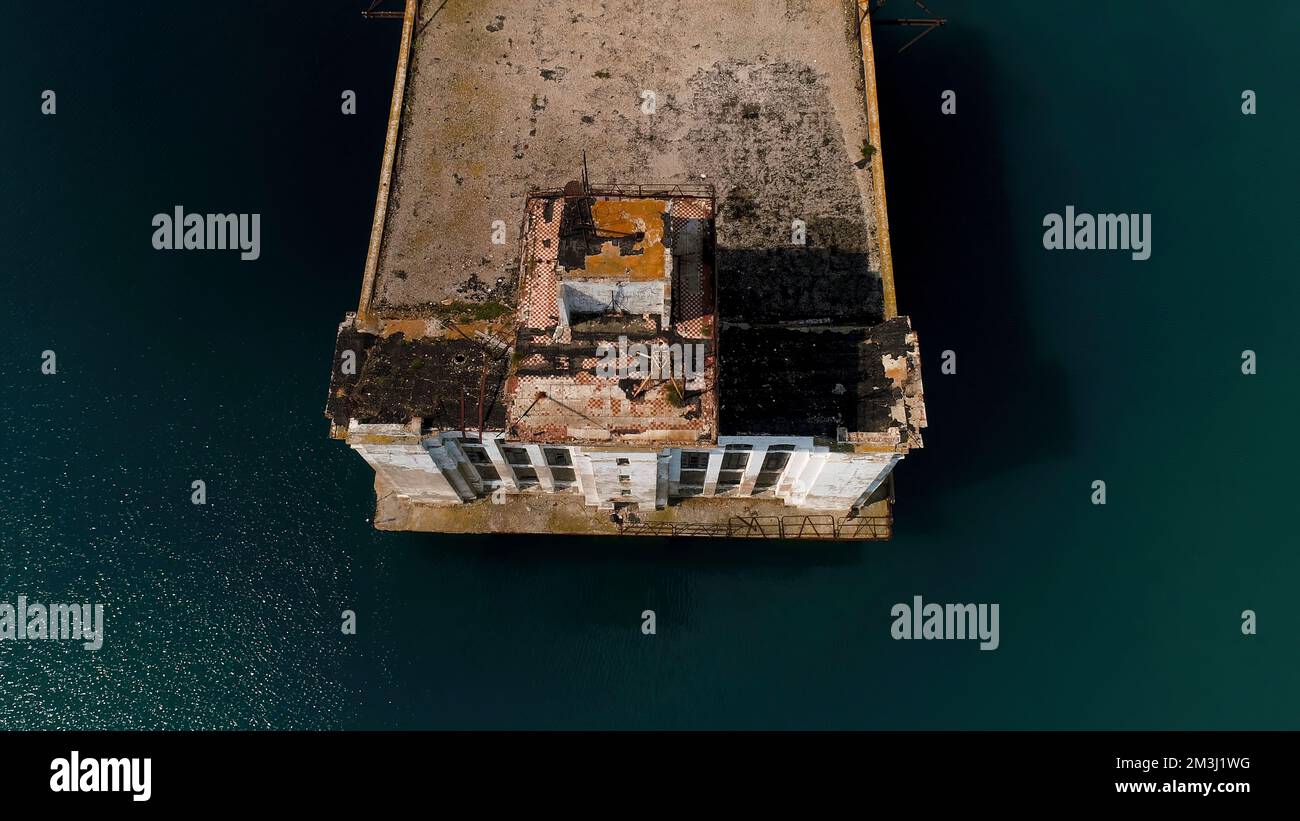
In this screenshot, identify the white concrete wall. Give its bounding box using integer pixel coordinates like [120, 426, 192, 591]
[351, 441, 463, 503]
[795, 452, 900, 510]
[581, 450, 658, 510]
[346, 426, 903, 512]
[561, 280, 665, 318]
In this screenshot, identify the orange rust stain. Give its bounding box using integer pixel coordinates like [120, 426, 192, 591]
[881, 353, 909, 388]
[581, 199, 667, 281]
[379, 318, 433, 339]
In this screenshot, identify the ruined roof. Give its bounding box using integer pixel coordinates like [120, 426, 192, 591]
[325, 318, 510, 433]
[717, 315, 924, 446]
[564, 199, 669, 281]
[854, 315, 927, 450]
[504, 192, 717, 444]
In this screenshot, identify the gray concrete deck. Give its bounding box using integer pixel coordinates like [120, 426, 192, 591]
[369, 0, 881, 315]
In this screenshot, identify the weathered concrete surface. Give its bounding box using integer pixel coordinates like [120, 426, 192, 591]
[357, 0, 417, 326]
[373, 474, 892, 536]
[370, 0, 880, 315]
[854, 0, 896, 318]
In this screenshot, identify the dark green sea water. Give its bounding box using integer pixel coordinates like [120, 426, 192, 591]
[2, 1, 1297, 729]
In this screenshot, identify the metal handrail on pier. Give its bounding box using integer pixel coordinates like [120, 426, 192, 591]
[618, 514, 892, 541]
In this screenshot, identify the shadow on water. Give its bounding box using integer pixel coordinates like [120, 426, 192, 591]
[400, 531, 874, 631]
[424, 532, 868, 569]
[873, 28, 1074, 523]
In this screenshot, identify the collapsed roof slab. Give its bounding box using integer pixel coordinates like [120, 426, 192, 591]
[718, 316, 925, 447]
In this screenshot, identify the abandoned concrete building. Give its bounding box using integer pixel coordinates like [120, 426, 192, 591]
[326, 0, 926, 538]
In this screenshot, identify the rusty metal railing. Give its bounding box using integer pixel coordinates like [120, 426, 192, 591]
[528, 182, 716, 201]
[617, 513, 892, 541]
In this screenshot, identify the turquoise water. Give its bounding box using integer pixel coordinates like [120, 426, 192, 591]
[1, 1, 1297, 729]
